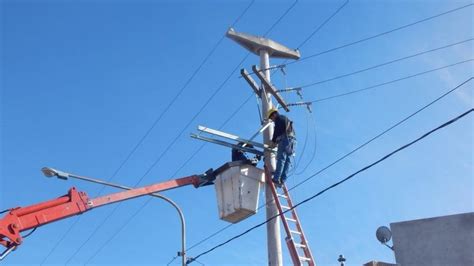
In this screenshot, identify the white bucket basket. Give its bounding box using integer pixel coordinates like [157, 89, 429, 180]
[214, 162, 265, 223]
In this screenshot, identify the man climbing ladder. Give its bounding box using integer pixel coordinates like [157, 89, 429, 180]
[267, 107, 296, 186]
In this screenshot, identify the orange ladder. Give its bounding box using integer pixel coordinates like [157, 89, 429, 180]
[268, 177, 316, 266]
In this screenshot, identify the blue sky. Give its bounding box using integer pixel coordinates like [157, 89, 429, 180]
[1, 0, 473, 265]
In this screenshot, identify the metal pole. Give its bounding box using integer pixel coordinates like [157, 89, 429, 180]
[260, 49, 283, 265]
[64, 173, 187, 266]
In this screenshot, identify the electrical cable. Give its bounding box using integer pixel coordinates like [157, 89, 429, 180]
[308, 59, 473, 104]
[291, 110, 310, 173]
[188, 108, 474, 263]
[268, 0, 350, 77]
[41, 0, 257, 263]
[297, 0, 350, 50]
[289, 76, 473, 192]
[83, 93, 255, 265]
[182, 0, 359, 253]
[79, 1, 298, 263]
[297, 38, 473, 89]
[294, 112, 318, 175]
[21, 227, 37, 239]
[68, 40, 252, 266]
[167, 256, 178, 266]
[184, 4, 473, 260]
[185, 76, 473, 253]
[285, 3, 473, 67]
[45, 2, 255, 264]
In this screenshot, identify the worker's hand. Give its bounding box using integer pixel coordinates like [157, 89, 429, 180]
[269, 141, 277, 149]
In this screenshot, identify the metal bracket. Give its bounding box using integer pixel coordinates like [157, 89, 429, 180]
[191, 134, 265, 156]
[241, 68, 261, 97]
[196, 168, 216, 187]
[287, 101, 313, 113]
[197, 125, 268, 149]
[191, 123, 276, 155]
[0, 245, 16, 261]
[252, 65, 290, 112]
[277, 87, 303, 100]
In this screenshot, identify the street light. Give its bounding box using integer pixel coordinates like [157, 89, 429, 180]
[42, 167, 188, 266]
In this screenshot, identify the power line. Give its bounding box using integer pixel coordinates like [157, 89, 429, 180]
[297, 0, 349, 49]
[185, 0, 351, 252]
[185, 76, 473, 253]
[286, 3, 473, 66]
[21, 227, 37, 239]
[41, 1, 257, 263]
[309, 59, 473, 103]
[298, 38, 473, 88]
[269, 0, 350, 76]
[170, 4, 473, 262]
[189, 107, 474, 263]
[264, 0, 299, 36]
[291, 111, 311, 173]
[77, 1, 299, 263]
[290, 76, 473, 191]
[44, 2, 254, 264]
[83, 93, 255, 265]
[294, 112, 318, 175]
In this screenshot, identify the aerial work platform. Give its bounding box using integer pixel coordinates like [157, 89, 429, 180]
[213, 161, 265, 223]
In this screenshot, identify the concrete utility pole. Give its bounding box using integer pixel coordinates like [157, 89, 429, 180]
[226, 28, 300, 265]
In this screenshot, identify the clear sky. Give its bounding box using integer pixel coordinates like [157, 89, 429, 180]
[1, 0, 473, 265]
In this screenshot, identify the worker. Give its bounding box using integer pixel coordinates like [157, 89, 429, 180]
[267, 107, 296, 186]
[231, 142, 261, 166]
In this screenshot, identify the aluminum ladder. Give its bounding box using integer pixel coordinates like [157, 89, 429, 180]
[268, 177, 316, 266]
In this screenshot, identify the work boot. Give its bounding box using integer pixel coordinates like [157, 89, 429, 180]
[272, 178, 282, 188]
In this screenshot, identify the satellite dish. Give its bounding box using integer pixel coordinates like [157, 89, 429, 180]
[376, 226, 392, 244]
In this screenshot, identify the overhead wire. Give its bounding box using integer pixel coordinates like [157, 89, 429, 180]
[294, 112, 318, 175]
[288, 76, 473, 192]
[297, 38, 473, 89]
[273, 0, 350, 186]
[80, 1, 300, 264]
[185, 0, 352, 253]
[75, 1, 474, 264]
[248, 2, 473, 76]
[285, 3, 473, 67]
[291, 110, 310, 173]
[189, 107, 474, 263]
[308, 59, 473, 104]
[84, 93, 255, 265]
[50, 1, 256, 264]
[184, 35, 473, 260]
[186, 76, 473, 254]
[184, 3, 474, 261]
[267, 0, 350, 77]
[21, 227, 37, 239]
[185, 0, 351, 253]
[40, 1, 257, 264]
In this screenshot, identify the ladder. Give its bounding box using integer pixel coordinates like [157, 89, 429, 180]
[268, 175, 316, 266]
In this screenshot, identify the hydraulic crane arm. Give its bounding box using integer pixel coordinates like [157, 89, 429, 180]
[0, 168, 215, 260]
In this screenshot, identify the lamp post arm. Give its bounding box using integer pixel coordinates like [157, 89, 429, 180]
[0, 168, 216, 263]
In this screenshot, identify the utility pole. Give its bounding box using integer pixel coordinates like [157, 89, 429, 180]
[226, 28, 300, 265]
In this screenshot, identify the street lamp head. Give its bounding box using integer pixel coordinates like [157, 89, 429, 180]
[226, 28, 300, 60]
[42, 167, 58, 177]
[41, 167, 69, 180]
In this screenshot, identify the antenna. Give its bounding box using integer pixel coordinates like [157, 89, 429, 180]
[376, 226, 394, 251]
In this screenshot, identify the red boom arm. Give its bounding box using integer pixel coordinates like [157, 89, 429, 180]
[0, 174, 205, 258]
